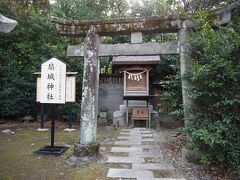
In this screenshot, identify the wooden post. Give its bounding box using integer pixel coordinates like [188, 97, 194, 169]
[148, 100, 151, 128]
[80, 26, 100, 145]
[126, 99, 129, 126]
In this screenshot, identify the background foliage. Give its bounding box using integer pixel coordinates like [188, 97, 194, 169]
[185, 8, 240, 172]
[0, 0, 69, 117]
[1, 0, 239, 173]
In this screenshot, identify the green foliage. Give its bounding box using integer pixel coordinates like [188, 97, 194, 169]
[186, 8, 240, 172]
[158, 56, 184, 121]
[51, 0, 128, 19]
[0, 2, 69, 117]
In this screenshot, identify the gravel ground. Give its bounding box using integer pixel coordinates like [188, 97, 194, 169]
[153, 128, 240, 180]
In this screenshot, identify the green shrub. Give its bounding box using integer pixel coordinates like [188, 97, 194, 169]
[186, 8, 240, 172]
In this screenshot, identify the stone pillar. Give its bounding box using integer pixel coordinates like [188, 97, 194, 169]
[179, 20, 192, 124]
[178, 20, 197, 163]
[74, 26, 100, 156]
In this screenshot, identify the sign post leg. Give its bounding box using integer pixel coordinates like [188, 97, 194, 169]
[51, 104, 56, 147]
[68, 103, 72, 129]
[40, 103, 45, 129]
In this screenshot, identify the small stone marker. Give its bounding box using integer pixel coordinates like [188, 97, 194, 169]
[63, 128, 76, 132]
[1, 129, 13, 134]
[37, 128, 49, 132]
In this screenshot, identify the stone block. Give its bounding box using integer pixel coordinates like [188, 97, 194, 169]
[111, 147, 142, 153]
[129, 152, 163, 158]
[74, 143, 100, 157]
[107, 168, 154, 179]
[115, 141, 142, 146]
[113, 111, 126, 127]
[107, 156, 145, 163]
[132, 163, 175, 170]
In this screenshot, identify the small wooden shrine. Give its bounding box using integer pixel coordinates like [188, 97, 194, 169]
[112, 55, 160, 96]
[112, 48, 160, 127]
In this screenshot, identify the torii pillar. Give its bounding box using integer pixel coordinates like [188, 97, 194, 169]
[74, 26, 100, 156]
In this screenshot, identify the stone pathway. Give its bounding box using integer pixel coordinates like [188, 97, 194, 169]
[107, 128, 186, 180]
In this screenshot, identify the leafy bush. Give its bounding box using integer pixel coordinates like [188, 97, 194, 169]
[158, 56, 184, 121]
[0, 3, 69, 118]
[186, 8, 240, 172]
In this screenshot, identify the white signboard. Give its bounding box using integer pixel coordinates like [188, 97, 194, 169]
[66, 76, 76, 102]
[40, 58, 66, 104]
[36, 76, 76, 103]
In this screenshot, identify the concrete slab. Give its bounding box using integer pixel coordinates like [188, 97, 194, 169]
[119, 132, 130, 135]
[121, 129, 131, 132]
[141, 131, 151, 134]
[129, 152, 163, 158]
[131, 145, 156, 149]
[111, 147, 142, 153]
[63, 128, 76, 132]
[118, 136, 142, 140]
[129, 138, 154, 142]
[153, 178, 186, 180]
[36, 128, 49, 132]
[107, 156, 145, 163]
[132, 163, 175, 170]
[134, 128, 147, 130]
[107, 168, 154, 179]
[141, 134, 153, 138]
[115, 141, 142, 145]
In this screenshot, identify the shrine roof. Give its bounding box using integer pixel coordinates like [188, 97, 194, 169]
[112, 56, 160, 65]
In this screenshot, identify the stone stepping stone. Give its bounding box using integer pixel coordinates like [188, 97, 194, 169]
[121, 129, 131, 132]
[115, 141, 142, 145]
[118, 135, 153, 140]
[141, 131, 151, 134]
[107, 168, 154, 179]
[132, 163, 175, 170]
[128, 138, 154, 142]
[131, 145, 156, 149]
[119, 132, 130, 135]
[118, 136, 142, 140]
[134, 128, 147, 130]
[153, 178, 186, 180]
[107, 156, 145, 163]
[111, 147, 142, 153]
[129, 152, 163, 158]
[141, 134, 153, 138]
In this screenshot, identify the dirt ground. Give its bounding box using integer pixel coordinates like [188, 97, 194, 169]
[0, 120, 239, 180]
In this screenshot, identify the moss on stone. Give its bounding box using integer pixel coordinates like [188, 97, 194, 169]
[74, 143, 100, 157]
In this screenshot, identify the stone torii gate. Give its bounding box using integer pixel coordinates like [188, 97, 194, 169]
[51, 2, 238, 157]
